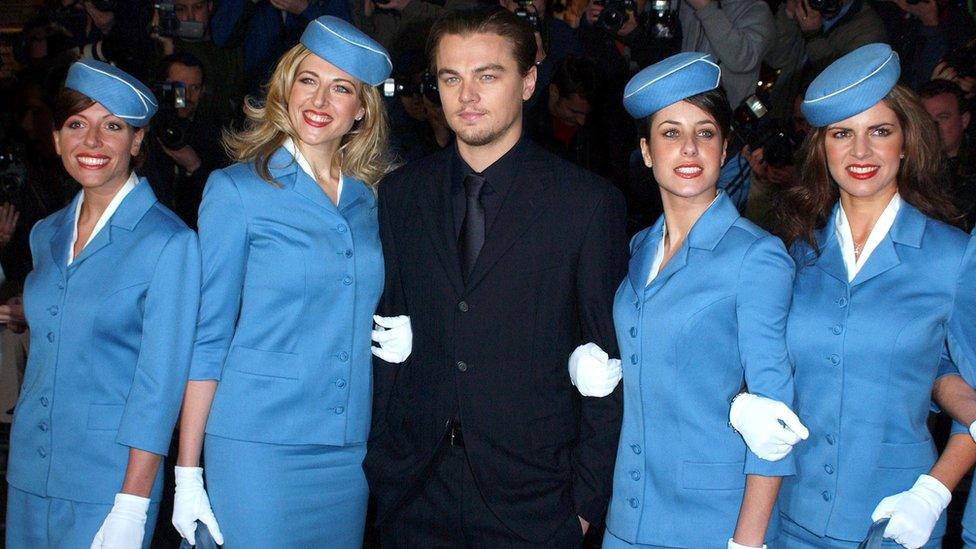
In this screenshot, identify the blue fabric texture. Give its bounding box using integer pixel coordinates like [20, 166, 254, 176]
[64, 60, 158, 127]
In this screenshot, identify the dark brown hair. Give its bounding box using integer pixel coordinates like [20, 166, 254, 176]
[52, 88, 146, 169]
[772, 84, 963, 250]
[426, 6, 537, 76]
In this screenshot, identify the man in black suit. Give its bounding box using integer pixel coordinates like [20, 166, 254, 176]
[364, 7, 627, 547]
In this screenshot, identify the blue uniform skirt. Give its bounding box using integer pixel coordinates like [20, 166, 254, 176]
[204, 434, 368, 548]
[5, 485, 160, 549]
[779, 513, 941, 549]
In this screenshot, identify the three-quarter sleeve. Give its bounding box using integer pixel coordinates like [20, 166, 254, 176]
[736, 234, 798, 476]
[116, 229, 201, 454]
[190, 170, 249, 381]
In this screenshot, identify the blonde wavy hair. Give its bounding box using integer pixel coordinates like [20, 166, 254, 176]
[222, 43, 391, 186]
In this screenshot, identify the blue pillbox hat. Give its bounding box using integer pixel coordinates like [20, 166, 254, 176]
[802, 43, 900, 127]
[64, 59, 157, 127]
[300, 16, 392, 86]
[623, 52, 721, 119]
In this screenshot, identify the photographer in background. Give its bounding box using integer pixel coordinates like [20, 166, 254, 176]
[385, 51, 453, 162]
[209, 0, 351, 95]
[152, 0, 246, 126]
[525, 55, 605, 172]
[677, 0, 773, 109]
[500, 0, 584, 108]
[140, 53, 227, 229]
[920, 78, 976, 229]
[875, 0, 974, 91]
[69, 0, 156, 81]
[763, 0, 886, 119]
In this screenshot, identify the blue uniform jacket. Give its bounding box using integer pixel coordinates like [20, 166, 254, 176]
[606, 193, 796, 547]
[7, 180, 200, 504]
[779, 201, 976, 542]
[192, 147, 383, 446]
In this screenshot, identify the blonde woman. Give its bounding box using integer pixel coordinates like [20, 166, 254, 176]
[170, 16, 407, 548]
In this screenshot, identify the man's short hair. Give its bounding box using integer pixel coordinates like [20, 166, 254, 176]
[551, 55, 599, 103]
[157, 51, 206, 84]
[425, 6, 537, 75]
[919, 78, 967, 112]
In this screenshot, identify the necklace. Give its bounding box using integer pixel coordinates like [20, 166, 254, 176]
[853, 241, 865, 260]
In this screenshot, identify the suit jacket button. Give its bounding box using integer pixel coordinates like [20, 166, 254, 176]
[457, 361, 468, 372]
[628, 498, 639, 508]
[37, 447, 46, 458]
[40, 397, 49, 407]
[821, 491, 831, 501]
[630, 470, 640, 481]
[458, 301, 469, 312]
[631, 444, 641, 454]
[334, 406, 345, 414]
[831, 325, 843, 335]
[47, 332, 55, 343]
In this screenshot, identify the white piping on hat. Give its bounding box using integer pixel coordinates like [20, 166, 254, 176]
[623, 54, 720, 99]
[804, 51, 897, 104]
[75, 62, 157, 121]
[313, 19, 393, 70]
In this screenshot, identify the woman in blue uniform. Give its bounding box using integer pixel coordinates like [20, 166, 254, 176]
[170, 16, 409, 548]
[575, 52, 802, 549]
[752, 43, 976, 548]
[5, 60, 200, 548]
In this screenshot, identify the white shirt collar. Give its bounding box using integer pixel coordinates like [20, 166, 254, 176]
[835, 193, 902, 282]
[283, 137, 343, 206]
[69, 171, 139, 265]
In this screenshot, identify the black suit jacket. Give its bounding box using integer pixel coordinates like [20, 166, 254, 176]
[364, 140, 627, 543]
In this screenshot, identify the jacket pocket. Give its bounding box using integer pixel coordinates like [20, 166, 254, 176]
[87, 403, 125, 430]
[225, 346, 300, 380]
[681, 460, 746, 490]
[878, 440, 935, 470]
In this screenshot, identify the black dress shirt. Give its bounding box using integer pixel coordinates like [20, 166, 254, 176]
[451, 136, 526, 240]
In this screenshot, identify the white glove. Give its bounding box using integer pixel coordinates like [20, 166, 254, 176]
[729, 392, 809, 461]
[728, 538, 766, 549]
[871, 474, 951, 548]
[172, 466, 225, 546]
[371, 315, 412, 363]
[969, 420, 976, 444]
[91, 493, 149, 549]
[568, 342, 622, 397]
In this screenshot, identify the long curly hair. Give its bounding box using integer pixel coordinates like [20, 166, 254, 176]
[222, 43, 391, 186]
[772, 84, 963, 251]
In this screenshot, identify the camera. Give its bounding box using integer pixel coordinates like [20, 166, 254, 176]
[154, 1, 206, 39]
[0, 141, 28, 209]
[152, 82, 188, 150]
[806, 0, 840, 13]
[382, 71, 440, 105]
[733, 94, 801, 169]
[647, 0, 677, 39]
[595, 0, 636, 34]
[514, 0, 542, 32]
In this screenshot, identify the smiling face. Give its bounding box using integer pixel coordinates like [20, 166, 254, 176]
[434, 32, 536, 150]
[641, 99, 726, 202]
[53, 101, 142, 193]
[286, 53, 365, 151]
[823, 101, 904, 201]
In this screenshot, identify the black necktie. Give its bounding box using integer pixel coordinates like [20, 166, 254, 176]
[459, 173, 487, 280]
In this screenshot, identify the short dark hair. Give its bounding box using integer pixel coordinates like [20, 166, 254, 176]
[642, 87, 732, 141]
[426, 6, 537, 75]
[551, 55, 599, 103]
[918, 78, 967, 113]
[157, 51, 206, 84]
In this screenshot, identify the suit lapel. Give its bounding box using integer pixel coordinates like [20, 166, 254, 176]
[48, 194, 78, 279]
[69, 178, 159, 270]
[627, 219, 662, 294]
[416, 148, 464, 296]
[851, 202, 924, 287]
[463, 143, 551, 291]
[813, 209, 850, 285]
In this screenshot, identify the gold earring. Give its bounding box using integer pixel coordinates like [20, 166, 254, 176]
[899, 153, 905, 159]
